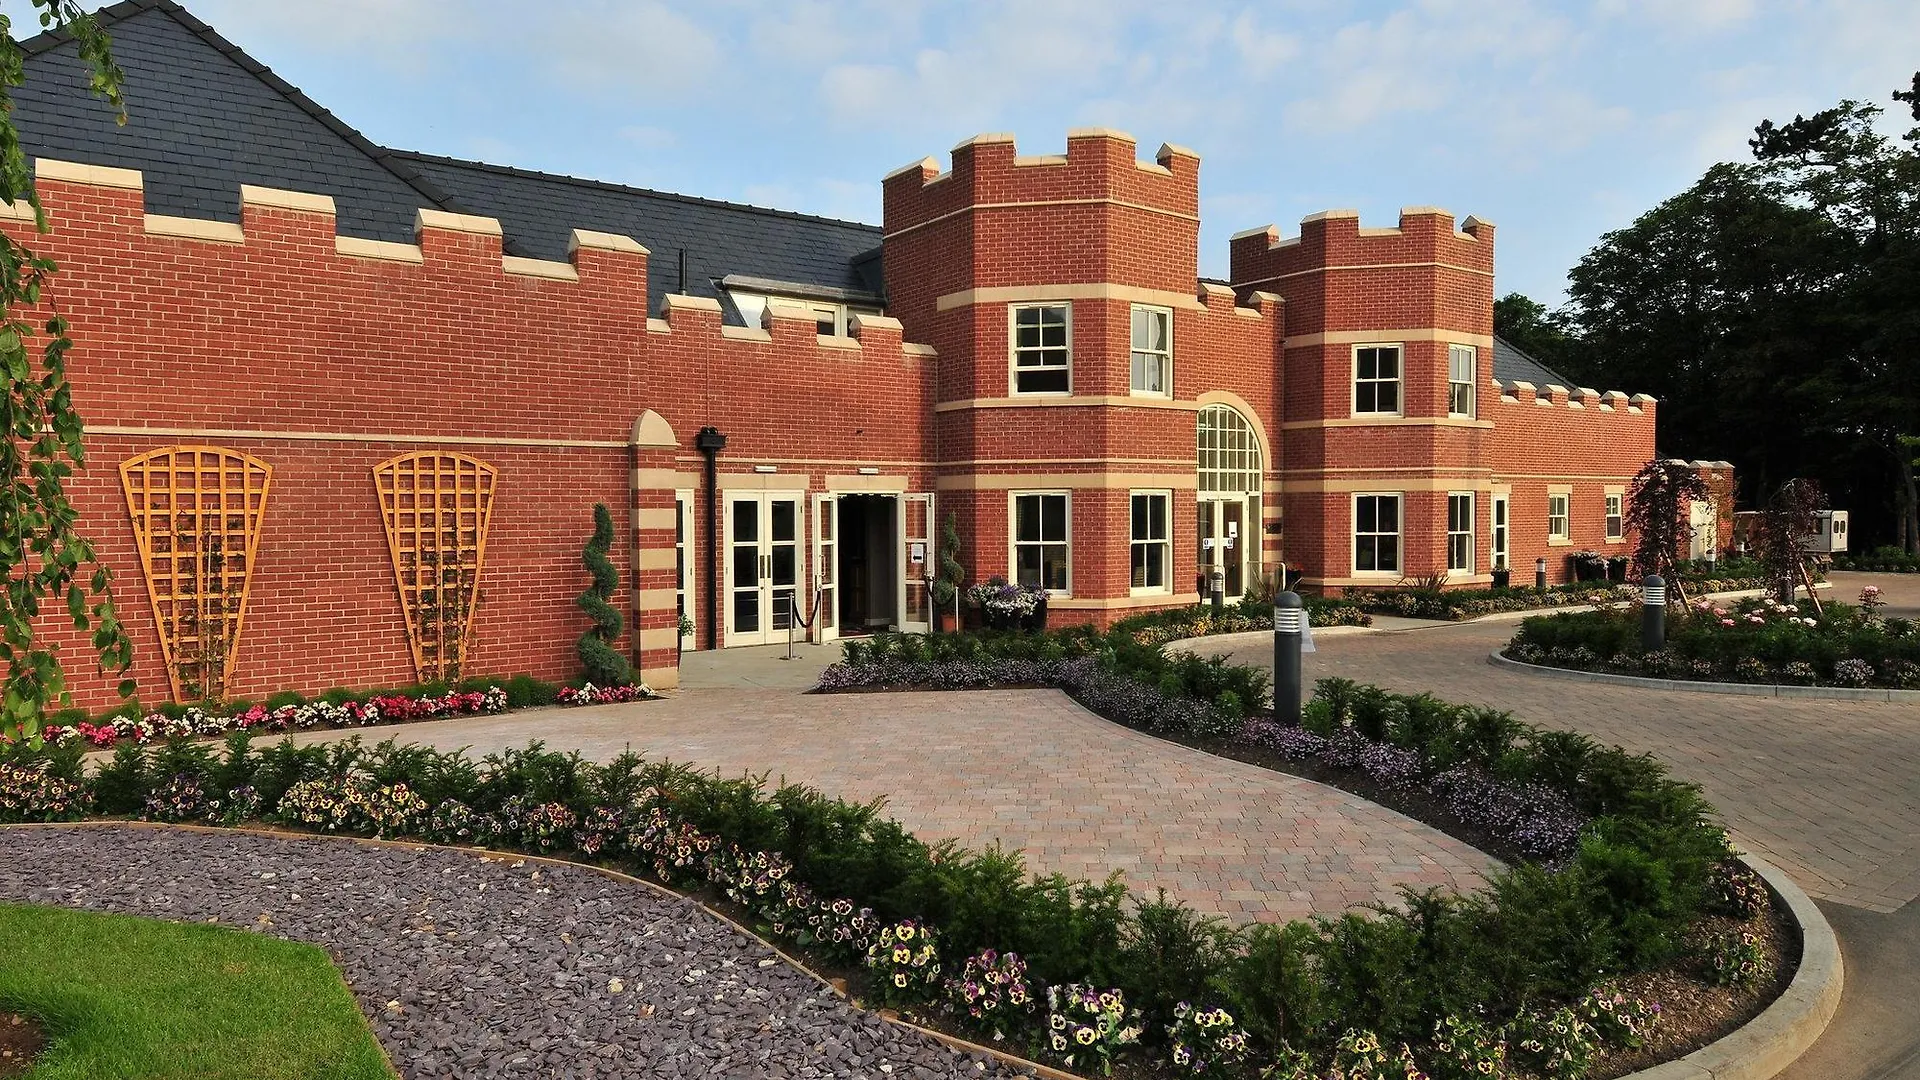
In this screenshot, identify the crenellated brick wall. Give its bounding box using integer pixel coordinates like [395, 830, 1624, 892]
[14, 130, 1690, 707]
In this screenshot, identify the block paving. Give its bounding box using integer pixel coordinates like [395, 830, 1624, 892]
[266, 686, 1494, 924]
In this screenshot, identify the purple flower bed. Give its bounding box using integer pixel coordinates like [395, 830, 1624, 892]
[1238, 718, 1587, 860]
[816, 656, 1241, 741]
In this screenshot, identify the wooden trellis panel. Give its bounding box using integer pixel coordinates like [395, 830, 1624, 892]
[373, 452, 498, 683]
[119, 446, 273, 704]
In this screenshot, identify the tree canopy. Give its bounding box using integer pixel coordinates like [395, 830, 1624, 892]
[1497, 75, 1920, 554]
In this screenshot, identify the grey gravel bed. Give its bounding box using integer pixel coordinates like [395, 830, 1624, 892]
[0, 825, 1032, 1080]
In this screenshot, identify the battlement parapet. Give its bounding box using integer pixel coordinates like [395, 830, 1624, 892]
[1228, 207, 1495, 290]
[646, 292, 934, 362]
[881, 129, 1199, 238]
[24, 158, 649, 291]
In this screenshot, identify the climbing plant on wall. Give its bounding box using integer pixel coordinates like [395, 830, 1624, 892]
[119, 446, 273, 704]
[373, 452, 497, 684]
[577, 502, 632, 686]
[0, 3, 134, 740]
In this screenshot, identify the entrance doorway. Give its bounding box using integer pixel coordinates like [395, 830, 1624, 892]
[724, 491, 803, 647]
[1197, 497, 1249, 599]
[836, 494, 899, 635]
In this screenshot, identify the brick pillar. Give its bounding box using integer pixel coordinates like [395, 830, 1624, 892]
[631, 410, 682, 689]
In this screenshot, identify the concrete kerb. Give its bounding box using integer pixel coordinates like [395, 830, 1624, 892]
[1487, 651, 1920, 703]
[1617, 854, 1842, 1080]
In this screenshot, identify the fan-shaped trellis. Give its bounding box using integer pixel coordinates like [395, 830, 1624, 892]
[374, 452, 498, 683]
[119, 446, 274, 703]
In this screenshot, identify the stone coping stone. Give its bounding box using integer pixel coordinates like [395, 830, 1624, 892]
[1489, 651, 1920, 703]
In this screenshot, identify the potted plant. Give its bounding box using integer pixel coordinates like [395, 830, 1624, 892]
[1490, 559, 1511, 590]
[967, 576, 1048, 632]
[929, 513, 965, 632]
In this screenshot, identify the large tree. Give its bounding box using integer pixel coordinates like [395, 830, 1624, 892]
[1492, 292, 1577, 373]
[1553, 75, 1920, 553]
[1, 2, 132, 743]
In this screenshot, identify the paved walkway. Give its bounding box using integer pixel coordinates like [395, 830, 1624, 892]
[262, 687, 1494, 924]
[1193, 568, 1920, 1080]
[1195, 603, 1920, 913]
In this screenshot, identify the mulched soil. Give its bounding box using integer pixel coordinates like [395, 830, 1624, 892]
[0, 1013, 45, 1079]
[0, 826, 1034, 1080]
[1591, 903, 1799, 1078]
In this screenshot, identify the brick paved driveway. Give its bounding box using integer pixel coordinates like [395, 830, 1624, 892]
[1197, 595, 1920, 914]
[264, 687, 1494, 924]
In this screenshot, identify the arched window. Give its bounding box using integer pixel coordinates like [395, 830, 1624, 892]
[1197, 404, 1262, 493]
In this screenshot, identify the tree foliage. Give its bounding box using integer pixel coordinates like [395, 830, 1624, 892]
[1624, 460, 1709, 584]
[576, 503, 633, 686]
[1533, 75, 1920, 555]
[0, 3, 133, 743]
[1750, 479, 1828, 604]
[1491, 292, 1576, 374]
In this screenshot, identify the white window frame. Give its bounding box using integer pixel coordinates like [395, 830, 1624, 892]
[675, 489, 695, 648]
[1548, 492, 1571, 544]
[1129, 304, 1172, 397]
[1605, 492, 1624, 543]
[1491, 493, 1509, 571]
[1353, 492, 1403, 575]
[1447, 344, 1477, 418]
[1447, 492, 1474, 574]
[1128, 490, 1172, 595]
[1009, 490, 1071, 595]
[1009, 303, 1072, 396]
[1353, 344, 1403, 417]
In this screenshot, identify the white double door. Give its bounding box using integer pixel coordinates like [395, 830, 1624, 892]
[1197, 495, 1250, 600]
[725, 492, 804, 647]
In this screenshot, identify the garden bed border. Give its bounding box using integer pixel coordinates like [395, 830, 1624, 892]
[1489, 651, 1920, 703]
[0, 821, 1839, 1080]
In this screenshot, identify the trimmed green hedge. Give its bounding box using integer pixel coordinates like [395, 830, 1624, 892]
[1832, 546, 1920, 573]
[1508, 599, 1920, 688]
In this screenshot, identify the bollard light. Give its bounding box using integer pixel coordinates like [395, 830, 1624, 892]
[1273, 591, 1305, 725]
[1210, 568, 1226, 613]
[1534, 556, 1548, 592]
[1642, 573, 1666, 652]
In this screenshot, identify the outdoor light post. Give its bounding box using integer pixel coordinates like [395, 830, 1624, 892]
[1211, 568, 1226, 613]
[1273, 591, 1304, 724]
[1534, 556, 1548, 592]
[1642, 574, 1666, 652]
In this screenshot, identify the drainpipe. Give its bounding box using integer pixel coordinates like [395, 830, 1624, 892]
[695, 426, 727, 650]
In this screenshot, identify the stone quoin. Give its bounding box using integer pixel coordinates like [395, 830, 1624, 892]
[11, 0, 1729, 707]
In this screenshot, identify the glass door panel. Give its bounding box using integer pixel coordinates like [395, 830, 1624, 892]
[728, 497, 761, 639]
[813, 494, 837, 642]
[902, 494, 932, 633]
[770, 496, 799, 632]
[1222, 500, 1245, 598]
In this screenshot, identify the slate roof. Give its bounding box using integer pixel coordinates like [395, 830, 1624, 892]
[391, 151, 882, 315]
[15, 1, 458, 247]
[1490, 335, 1573, 388]
[16, 0, 883, 316]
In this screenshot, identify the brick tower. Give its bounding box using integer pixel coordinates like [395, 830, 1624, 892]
[883, 130, 1283, 622]
[1230, 209, 1496, 590]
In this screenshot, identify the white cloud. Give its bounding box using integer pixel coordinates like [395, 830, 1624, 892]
[531, 2, 723, 100]
[1595, 0, 1756, 32]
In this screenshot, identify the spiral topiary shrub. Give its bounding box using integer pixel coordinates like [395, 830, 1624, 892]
[577, 503, 634, 686]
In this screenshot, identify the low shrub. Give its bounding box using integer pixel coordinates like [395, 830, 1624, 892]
[1508, 594, 1920, 688]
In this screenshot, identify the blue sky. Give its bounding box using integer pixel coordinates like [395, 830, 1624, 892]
[76, 1, 1920, 305]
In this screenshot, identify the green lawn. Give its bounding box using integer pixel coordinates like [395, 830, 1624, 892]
[0, 902, 392, 1080]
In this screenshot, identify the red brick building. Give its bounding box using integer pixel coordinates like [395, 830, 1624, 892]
[16, 2, 1688, 710]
